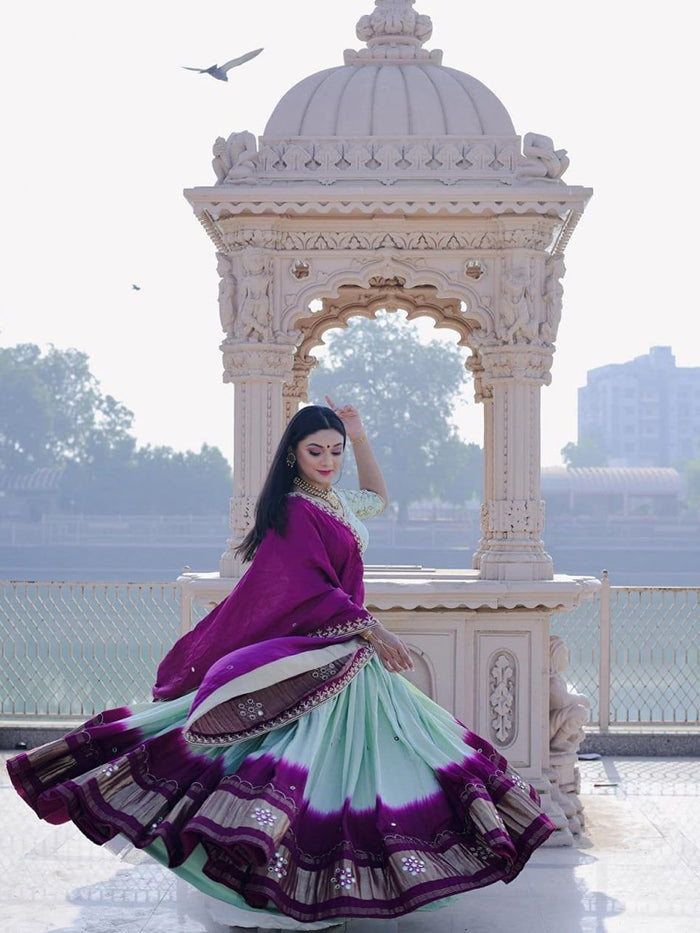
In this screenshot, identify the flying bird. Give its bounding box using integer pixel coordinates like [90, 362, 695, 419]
[182, 48, 263, 82]
[131, 284, 141, 291]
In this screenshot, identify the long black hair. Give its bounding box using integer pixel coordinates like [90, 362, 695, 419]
[234, 405, 346, 563]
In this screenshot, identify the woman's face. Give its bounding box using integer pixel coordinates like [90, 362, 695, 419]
[294, 428, 345, 489]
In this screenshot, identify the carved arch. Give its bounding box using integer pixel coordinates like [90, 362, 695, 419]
[280, 255, 494, 339]
[293, 284, 476, 362]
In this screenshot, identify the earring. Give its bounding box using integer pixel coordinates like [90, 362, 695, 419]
[286, 449, 296, 468]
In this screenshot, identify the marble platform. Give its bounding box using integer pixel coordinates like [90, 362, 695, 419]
[1, 754, 698, 933]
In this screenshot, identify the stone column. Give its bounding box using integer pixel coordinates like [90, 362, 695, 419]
[467, 354, 493, 572]
[221, 340, 296, 578]
[282, 354, 318, 425]
[216, 244, 298, 578]
[474, 344, 554, 581]
[467, 249, 566, 582]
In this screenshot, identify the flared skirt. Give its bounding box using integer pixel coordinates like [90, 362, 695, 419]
[7, 655, 555, 924]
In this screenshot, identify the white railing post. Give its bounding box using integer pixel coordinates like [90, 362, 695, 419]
[599, 569, 611, 732]
[179, 574, 194, 637]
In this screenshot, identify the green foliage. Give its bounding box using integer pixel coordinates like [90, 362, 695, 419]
[61, 443, 232, 515]
[308, 311, 481, 519]
[0, 343, 232, 515]
[561, 436, 609, 468]
[0, 343, 134, 470]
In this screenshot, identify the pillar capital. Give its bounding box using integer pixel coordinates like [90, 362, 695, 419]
[221, 339, 296, 383]
[283, 354, 319, 423]
[478, 344, 555, 387]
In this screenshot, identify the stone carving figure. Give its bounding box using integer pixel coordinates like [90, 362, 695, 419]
[216, 252, 237, 334]
[518, 132, 570, 181]
[501, 265, 536, 344]
[549, 635, 590, 754]
[234, 248, 274, 342]
[212, 131, 258, 184]
[549, 635, 590, 834]
[540, 256, 566, 345]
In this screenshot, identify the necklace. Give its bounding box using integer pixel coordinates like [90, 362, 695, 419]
[292, 475, 343, 512]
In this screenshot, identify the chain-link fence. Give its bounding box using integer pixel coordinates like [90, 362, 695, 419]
[1, 578, 698, 726]
[551, 576, 700, 727]
[0, 582, 182, 717]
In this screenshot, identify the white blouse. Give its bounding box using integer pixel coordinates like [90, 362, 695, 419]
[335, 487, 386, 554]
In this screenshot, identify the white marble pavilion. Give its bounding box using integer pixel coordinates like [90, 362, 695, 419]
[180, 0, 597, 844]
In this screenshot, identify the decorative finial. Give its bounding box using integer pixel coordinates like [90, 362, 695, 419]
[357, 0, 432, 47]
[346, 0, 442, 65]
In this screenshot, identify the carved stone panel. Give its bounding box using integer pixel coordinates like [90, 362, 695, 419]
[471, 621, 542, 771]
[488, 650, 518, 745]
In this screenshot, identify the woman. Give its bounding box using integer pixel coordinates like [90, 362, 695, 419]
[7, 401, 556, 931]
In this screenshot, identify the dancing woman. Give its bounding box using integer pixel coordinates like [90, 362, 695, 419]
[7, 401, 555, 930]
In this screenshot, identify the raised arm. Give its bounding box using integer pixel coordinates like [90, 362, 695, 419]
[324, 396, 389, 507]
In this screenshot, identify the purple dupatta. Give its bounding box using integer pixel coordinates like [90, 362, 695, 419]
[153, 493, 377, 743]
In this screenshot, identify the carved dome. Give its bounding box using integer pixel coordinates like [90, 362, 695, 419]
[264, 1, 514, 138]
[264, 63, 514, 138]
[208, 2, 574, 188]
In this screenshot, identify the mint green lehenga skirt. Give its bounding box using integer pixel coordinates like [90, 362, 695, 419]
[8, 653, 555, 929]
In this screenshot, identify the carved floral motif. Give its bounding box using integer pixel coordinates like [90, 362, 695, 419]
[484, 499, 545, 537]
[356, 0, 433, 46]
[260, 225, 558, 252]
[478, 346, 554, 384]
[221, 341, 295, 382]
[256, 137, 523, 186]
[489, 652, 516, 744]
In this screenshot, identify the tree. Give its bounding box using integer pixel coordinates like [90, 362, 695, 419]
[431, 435, 482, 505]
[0, 343, 232, 515]
[561, 436, 609, 468]
[0, 343, 134, 470]
[309, 311, 480, 521]
[62, 443, 232, 515]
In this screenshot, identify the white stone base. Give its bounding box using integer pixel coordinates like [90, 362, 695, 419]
[177, 565, 599, 847]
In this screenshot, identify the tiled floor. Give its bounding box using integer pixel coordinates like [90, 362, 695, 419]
[1, 753, 699, 933]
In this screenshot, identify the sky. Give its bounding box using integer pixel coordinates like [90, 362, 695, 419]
[1, 0, 698, 469]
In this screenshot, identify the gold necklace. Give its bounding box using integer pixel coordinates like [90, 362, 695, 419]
[292, 475, 342, 511]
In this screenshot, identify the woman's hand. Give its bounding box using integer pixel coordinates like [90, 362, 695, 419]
[324, 395, 364, 442]
[363, 624, 414, 674]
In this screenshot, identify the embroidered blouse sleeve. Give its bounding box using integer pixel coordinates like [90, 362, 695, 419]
[341, 487, 387, 520]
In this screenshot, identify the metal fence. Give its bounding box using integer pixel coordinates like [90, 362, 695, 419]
[0, 582, 183, 717]
[1, 576, 698, 727]
[551, 572, 699, 729]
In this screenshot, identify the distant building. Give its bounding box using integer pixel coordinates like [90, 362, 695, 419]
[578, 346, 700, 466]
[542, 466, 683, 517]
[0, 467, 64, 521]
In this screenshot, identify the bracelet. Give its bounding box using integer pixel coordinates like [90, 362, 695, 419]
[350, 432, 367, 445]
[359, 618, 381, 641]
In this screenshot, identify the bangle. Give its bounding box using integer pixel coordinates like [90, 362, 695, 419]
[360, 618, 381, 641]
[350, 432, 367, 445]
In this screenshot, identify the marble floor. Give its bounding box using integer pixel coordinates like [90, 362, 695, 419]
[1, 753, 699, 933]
